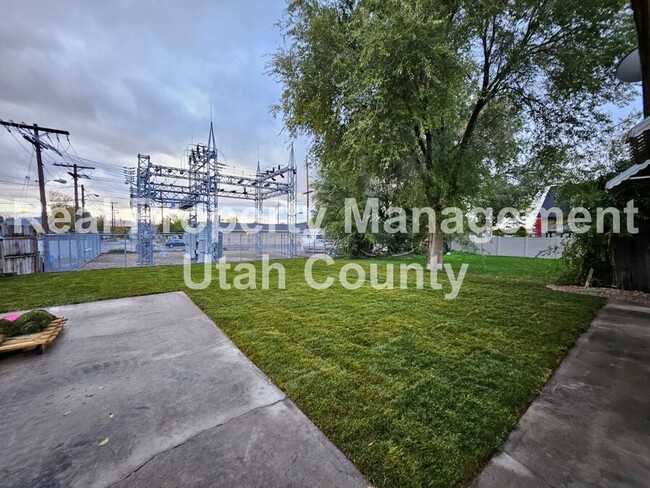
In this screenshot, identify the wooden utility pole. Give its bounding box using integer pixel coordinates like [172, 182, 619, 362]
[302, 155, 313, 223]
[53, 162, 94, 228]
[0, 121, 70, 234]
[80, 184, 87, 232]
[305, 156, 310, 217]
[111, 202, 116, 234]
[632, 0, 650, 116]
[35, 127, 48, 232]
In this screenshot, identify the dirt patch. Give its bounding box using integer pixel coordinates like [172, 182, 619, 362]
[547, 284, 650, 305]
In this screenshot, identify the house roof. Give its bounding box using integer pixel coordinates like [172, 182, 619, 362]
[628, 116, 650, 139]
[605, 160, 650, 191]
[540, 187, 557, 210]
[627, 116, 650, 165]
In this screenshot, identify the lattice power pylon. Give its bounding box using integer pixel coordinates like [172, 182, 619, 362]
[135, 154, 154, 265]
[131, 125, 298, 266]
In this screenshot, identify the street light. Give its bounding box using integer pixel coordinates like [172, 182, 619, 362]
[33, 178, 67, 185]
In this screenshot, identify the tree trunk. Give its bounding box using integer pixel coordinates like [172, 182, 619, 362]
[427, 227, 444, 270]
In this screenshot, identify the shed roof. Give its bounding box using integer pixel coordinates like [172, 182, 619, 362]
[627, 116, 650, 165]
[605, 160, 650, 190]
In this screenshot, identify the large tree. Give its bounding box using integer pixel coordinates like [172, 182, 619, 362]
[271, 0, 635, 267]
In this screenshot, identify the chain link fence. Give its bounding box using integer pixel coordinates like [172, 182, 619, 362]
[64, 232, 307, 271]
[39, 229, 325, 272]
[42, 233, 101, 272]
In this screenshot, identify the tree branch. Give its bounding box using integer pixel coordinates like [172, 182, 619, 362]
[414, 124, 427, 160]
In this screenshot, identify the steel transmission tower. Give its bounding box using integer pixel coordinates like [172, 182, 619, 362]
[132, 124, 298, 266]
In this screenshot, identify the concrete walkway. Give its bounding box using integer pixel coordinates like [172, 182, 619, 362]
[472, 300, 650, 488]
[0, 292, 367, 488]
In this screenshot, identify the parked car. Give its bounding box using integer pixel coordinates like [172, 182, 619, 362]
[301, 228, 334, 253]
[165, 236, 185, 248]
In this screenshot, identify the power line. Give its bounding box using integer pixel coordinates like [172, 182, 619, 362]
[0, 177, 32, 185]
[20, 150, 34, 201]
[52, 162, 95, 222]
[0, 120, 70, 234]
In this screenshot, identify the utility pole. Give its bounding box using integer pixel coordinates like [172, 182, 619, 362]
[111, 202, 116, 234]
[303, 155, 313, 223]
[53, 162, 94, 228]
[0, 121, 70, 234]
[80, 184, 89, 232]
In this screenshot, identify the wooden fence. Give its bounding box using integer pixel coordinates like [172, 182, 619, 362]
[0, 223, 40, 276]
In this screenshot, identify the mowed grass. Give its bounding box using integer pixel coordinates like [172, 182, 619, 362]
[0, 254, 602, 487]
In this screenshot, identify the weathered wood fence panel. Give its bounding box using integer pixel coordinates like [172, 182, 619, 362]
[0, 224, 40, 276]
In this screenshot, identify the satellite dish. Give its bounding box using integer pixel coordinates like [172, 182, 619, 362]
[616, 48, 642, 83]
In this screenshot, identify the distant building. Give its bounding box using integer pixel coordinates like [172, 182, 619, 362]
[528, 187, 563, 237]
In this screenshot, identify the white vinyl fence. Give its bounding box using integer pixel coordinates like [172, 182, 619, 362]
[451, 236, 567, 259]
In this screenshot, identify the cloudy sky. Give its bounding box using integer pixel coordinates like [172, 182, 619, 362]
[0, 0, 308, 221]
[0, 1, 643, 223]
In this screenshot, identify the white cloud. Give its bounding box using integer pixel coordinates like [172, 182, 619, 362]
[0, 0, 309, 218]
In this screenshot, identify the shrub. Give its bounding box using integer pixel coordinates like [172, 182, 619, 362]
[555, 171, 649, 287]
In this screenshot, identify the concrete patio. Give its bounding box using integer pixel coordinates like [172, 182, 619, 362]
[0, 292, 367, 488]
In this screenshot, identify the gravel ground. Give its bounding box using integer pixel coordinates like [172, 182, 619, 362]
[548, 284, 650, 305]
[79, 250, 303, 270]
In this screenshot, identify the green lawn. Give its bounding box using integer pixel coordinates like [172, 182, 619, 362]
[0, 254, 602, 487]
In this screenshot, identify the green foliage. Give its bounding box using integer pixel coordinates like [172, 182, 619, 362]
[515, 226, 528, 237]
[556, 166, 650, 286]
[314, 168, 427, 255]
[96, 215, 106, 232]
[270, 0, 635, 260]
[157, 214, 186, 234]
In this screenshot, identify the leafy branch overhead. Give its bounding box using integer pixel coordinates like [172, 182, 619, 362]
[270, 0, 635, 260]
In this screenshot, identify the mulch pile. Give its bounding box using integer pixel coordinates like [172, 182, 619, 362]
[547, 284, 650, 306]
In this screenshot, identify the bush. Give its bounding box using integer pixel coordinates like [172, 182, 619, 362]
[514, 226, 528, 237]
[558, 231, 614, 286]
[555, 170, 649, 287]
